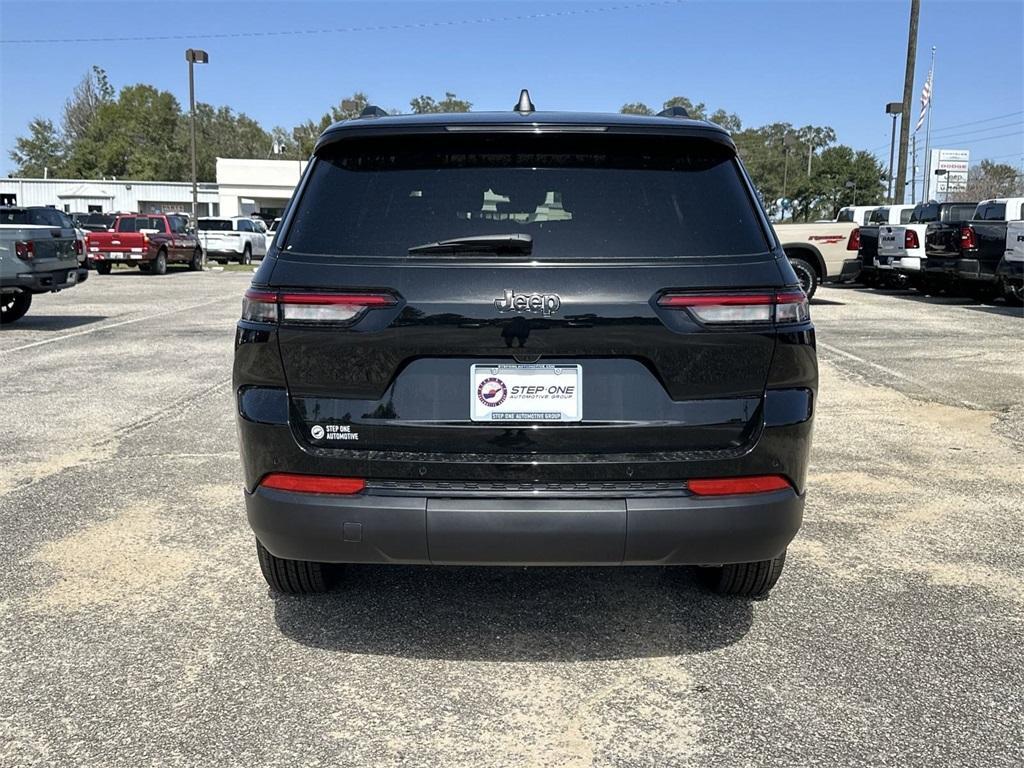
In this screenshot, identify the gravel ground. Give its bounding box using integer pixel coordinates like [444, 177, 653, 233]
[1, 271, 1021, 767]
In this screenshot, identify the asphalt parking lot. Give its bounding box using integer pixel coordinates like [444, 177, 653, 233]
[1, 270, 1022, 767]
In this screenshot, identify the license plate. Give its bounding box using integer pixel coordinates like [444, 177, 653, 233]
[108, 252, 123, 258]
[471, 364, 582, 422]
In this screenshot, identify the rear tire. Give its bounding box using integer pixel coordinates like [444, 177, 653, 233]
[240, 245, 252, 265]
[1001, 279, 1023, 307]
[189, 247, 205, 271]
[151, 249, 167, 275]
[788, 257, 817, 300]
[704, 550, 786, 598]
[256, 538, 330, 594]
[95, 262, 112, 275]
[0, 291, 32, 324]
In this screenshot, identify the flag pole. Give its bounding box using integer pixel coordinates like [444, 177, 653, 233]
[922, 46, 936, 200]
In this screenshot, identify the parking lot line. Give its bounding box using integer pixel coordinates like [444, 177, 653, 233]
[818, 340, 985, 410]
[0, 296, 234, 354]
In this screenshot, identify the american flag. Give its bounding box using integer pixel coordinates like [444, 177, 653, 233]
[915, 66, 933, 132]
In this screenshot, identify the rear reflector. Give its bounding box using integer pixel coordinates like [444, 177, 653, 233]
[241, 289, 397, 325]
[260, 473, 366, 495]
[688, 475, 792, 496]
[658, 291, 809, 324]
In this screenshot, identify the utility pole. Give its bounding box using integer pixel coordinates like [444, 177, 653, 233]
[894, 0, 920, 204]
[886, 102, 904, 203]
[185, 48, 209, 221]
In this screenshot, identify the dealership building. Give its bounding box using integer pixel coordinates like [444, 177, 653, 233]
[0, 157, 308, 220]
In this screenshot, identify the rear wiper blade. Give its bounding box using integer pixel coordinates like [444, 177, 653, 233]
[407, 233, 533, 255]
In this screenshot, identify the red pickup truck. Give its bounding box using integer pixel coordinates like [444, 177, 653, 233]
[86, 213, 204, 275]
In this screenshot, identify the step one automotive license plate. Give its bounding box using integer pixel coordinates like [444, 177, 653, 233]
[471, 364, 582, 422]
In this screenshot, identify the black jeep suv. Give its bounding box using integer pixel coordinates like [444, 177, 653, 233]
[234, 95, 817, 598]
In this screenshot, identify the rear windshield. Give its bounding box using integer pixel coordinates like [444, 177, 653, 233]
[869, 208, 889, 224]
[284, 135, 769, 259]
[199, 219, 233, 231]
[942, 204, 977, 222]
[974, 202, 1006, 221]
[899, 208, 914, 224]
[117, 216, 167, 233]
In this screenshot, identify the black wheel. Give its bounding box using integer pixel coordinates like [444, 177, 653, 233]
[703, 550, 786, 598]
[255, 538, 330, 594]
[0, 292, 32, 324]
[151, 249, 167, 275]
[788, 257, 817, 300]
[240, 245, 252, 265]
[1000, 279, 1022, 307]
[95, 262, 112, 275]
[189, 247, 205, 271]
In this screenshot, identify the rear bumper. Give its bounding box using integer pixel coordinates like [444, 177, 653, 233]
[246, 486, 804, 566]
[3, 267, 87, 293]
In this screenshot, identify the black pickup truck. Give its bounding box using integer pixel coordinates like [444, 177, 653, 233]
[924, 198, 1024, 299]
[882, 201, 978, 293]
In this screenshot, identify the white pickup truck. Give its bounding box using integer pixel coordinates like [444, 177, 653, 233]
[774, 205, 878, 298]
[197, 217, 267, 264]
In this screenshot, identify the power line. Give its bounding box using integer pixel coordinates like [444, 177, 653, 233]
[928, 121, 1024, 141]
[926, 110, 1024, 135]
[0, 0, 686, 45]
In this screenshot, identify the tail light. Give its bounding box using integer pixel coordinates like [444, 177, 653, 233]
[657, 290, 809, 325]
[960, 225, 976, 251]
[74, 239, 84, 255]
[143, 234, 150, 247]
[904, 229, 920, 249]
[241, 289, 397, 325]
[688, 475, 792, 496]
[260, 473, 365, 495]
[847, 227, 860, 251]
[14, 241, 34, 260]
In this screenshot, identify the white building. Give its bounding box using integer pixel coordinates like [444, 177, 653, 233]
[0, 157, 308, 220]
[0, 177, 220, 216]
[215, 158, 308, 219]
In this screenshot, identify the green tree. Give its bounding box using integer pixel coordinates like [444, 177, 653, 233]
[291, 93, 373, 156]
[9, 118, 65, 177]
[182, 104, 272, 181]
[620, 102, 654, 115]
[62, 66, 115, 144]
[66, 84, 185, 180]
[409, 92, 471, 113]
[807, 146, 886, 219]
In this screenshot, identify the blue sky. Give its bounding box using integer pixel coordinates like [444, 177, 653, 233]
[2, 0, 1022, 178]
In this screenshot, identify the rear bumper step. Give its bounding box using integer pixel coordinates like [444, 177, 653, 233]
[246, 486, 803, 566]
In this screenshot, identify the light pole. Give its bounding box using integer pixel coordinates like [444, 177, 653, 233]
[845, 179, 857, 206]
[185, 48, 209, 221]
[885, 101, 903, 203]
[933, 168, 948, 202]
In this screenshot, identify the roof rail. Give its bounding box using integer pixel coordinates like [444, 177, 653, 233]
[657, 106, 690, 118]
[358, 105, 389, 118]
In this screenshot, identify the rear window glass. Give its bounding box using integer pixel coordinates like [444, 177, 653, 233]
[117, 216, 167, 233]
[869, 208, 889, 224]
[199, 219, 232, 231]
[836, 209, 854, 223]
[911, 204, 938, 223]
[285, 135, 769, 259]
[899, 208, 914, 224]
[975, 203, 1006, 221]
[942, 204, 976, 222]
